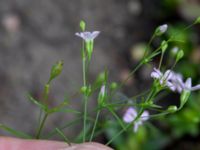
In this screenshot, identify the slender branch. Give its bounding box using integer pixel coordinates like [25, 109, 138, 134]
[36, 113, 48, 139]
[89, 110, 101, 141]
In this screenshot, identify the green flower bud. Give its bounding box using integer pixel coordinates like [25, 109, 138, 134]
[80, 20, 86, 31]
[110, 82, 118, 90]
[161, 40, 168, 53]
[175, 49, 184, 62]
[167, 105, 177, 113]
[80, 86, 87, 94]
[80, 85, 92, 96]
[143, 58, 150, 64]
[49, 60, 63, 83]
[180, 90, 191, 109]
[97, 72, 106, 84]
[155, 24, 168, 36]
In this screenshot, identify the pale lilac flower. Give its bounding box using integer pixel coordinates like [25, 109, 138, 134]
[183, 78, 200, 92]
[123, 107, 149, 132]
[159, 24, 168, 33]
[75, 31, 100, 42]
[151, 68, 163, 79]
[168, 72, 185, 93]
[151, 68, 173, 86]
[151, 68, 200, 93]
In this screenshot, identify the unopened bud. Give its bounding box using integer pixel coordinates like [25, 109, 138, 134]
[155, 24, 168, 36]
[98, 85, 106, 105]
[167, 105, 177, 113]
[80, 85, 92, 96]
[161, 40, 168, 53]
[49, 60, 63, 83]
[110, 82, 118, 90]
[80, 20, 86, 31]
[176, 50, 184, 62]
[180, 90, 190, 109]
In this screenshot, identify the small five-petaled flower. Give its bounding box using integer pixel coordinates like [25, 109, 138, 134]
[123, 107, 149, 132]
[75, 31, 100, 42]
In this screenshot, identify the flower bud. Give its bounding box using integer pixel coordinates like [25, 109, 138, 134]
[80, 85, 92, 96]
[175, 49, 184, 62]
[180, 90, 191, 109]
[98, 85, 106, 106]
[110, 82, 118, 90]
[161, 40, 168, 53]
[167, 105, 177, 113]
[96, 72, 107, 84]
[155, 24, 168, 36]
[80, 20, 86, 31]
[49, 60, 63, 83]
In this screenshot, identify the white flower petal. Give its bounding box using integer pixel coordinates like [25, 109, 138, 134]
[163, 70, 173, 81]
[151, 68, 163, 79]
[75, 31, 100, 42]
[133, 122, 140, 132]
[166, 81, 176, 91]
[191, 84, 200, 91]
[159, 24, 168, 33]
[91, 31, 100, 39]
[184, 78, 192, 90]
[123, 107, 137, 123]
[141, 111, 149, 121]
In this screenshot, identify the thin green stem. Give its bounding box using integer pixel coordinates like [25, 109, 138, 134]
[158, 52, 164, 69]
[118, 61, 143, 90]
[36, 113, 48, 139]
[108, 107, 125, 130]
[82, 40, 88, 142]
[143, 34, 156, 58]
[83, 95, 88, 142]
[106, 123, 131, 146]
[89, 110, 100, 141]
[55, 128, 71, 146]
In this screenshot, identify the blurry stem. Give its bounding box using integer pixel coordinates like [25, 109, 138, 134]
[82, 40, 88, 142]
[108, 107, 126, 130]
[143, 34, 155, 58]
[158, 51, 164, 69]
[36, 113, 48, 139]
[83, 95, 88, 142]
[120, 33, 156, 87]
[119, 61, 143, 89]
[55, 128, 71, 146]
[183, 23, 195, 31]
[89, 110, 100, 141]
[36, 83, 50, 138]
